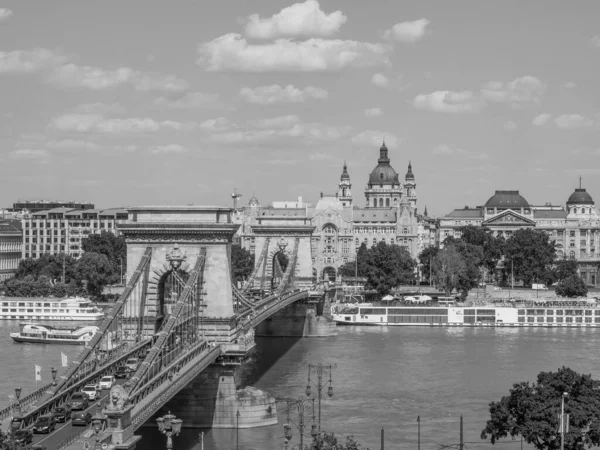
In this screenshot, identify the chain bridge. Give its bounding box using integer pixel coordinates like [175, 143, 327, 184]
[2, 206, 332, 450]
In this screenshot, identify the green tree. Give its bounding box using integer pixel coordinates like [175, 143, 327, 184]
[555, 275, 588, 298]
[433, 245, 467, 296]
[418, 246, 439, 284]
[13, 253, 78, 283]
[481, 367, 600, 450]
[437, 240, 484, 297]
[364, 242, 416, 295]
[338, 243, 369, 279]
[457, 225, 506, 275]
[554, 259, 579, 282]
[230, 244, 255, 283]
[76, 252, 114, 298]
[81, 231, 126, 282]
[504, 229, 556, 286]
[310, 432, 370, 450]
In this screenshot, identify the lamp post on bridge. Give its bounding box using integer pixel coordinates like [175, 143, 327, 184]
[156, 411, 183, 450]
[91, 403, 106, 450]
[50, 367, 57, 387]
[14, 386, 21, 417]
[305, 363, 336, 433]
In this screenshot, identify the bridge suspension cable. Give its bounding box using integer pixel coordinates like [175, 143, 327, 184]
[243, 237, 270, 293]
[125, 248, 207, 395]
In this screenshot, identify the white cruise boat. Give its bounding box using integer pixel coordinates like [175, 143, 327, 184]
[0, 297, 104, 321]
[10, 323, 99, 345]
[333, 301, 600, 327]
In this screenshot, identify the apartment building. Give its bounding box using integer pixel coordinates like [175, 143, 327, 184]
[22, 208, 128, 259]
[0, 219, 22, 281]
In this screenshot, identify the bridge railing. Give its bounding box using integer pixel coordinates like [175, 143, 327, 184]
[130, 344, 222, 431]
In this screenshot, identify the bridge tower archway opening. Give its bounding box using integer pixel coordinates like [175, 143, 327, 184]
[157, 269, 190, 331]
[322, 266, 336, 283]
[270, 250, 289, 291]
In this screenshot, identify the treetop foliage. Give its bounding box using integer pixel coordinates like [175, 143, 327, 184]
[481, 367, 600, 450]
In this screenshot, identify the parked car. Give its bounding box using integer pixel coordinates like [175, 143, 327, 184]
[54, 405, 72, 423]
[72, 411, 92, 426]
[99, 375, 115, 390]
[9, 416, 25, 431]
[13, 428, 33, 445]
[68, 392, 90, 411]
[114, 366, 129, 379]
[124, 358, 139, 372]
[82, 385, 99, 401]
[32, 414, 56, 434]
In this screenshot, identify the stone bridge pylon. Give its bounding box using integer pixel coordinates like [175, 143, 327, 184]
[119, 206, 240, 340]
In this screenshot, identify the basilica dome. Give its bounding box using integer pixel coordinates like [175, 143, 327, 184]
[368, 142, 399, 185]
[567, 188, 594, 205]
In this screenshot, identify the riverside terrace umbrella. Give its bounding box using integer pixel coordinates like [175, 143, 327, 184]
[381, 295, 396, 302]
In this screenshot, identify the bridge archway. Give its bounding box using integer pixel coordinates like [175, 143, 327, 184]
[270, 249, 289, 291]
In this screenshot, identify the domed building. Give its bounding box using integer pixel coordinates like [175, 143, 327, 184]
[439, 183, 600, 286]
[364, 142, 402, 208]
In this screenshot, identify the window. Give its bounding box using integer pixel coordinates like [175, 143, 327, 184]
[379, 198, 383, 207]
[570, 231, 576, 237]
[380, 173, 383, 180]
[386, 198, 390, 207]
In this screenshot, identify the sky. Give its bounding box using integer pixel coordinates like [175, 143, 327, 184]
[1, 0, 600, 217]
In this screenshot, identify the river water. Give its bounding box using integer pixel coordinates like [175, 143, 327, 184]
[2, 321, 599, 450]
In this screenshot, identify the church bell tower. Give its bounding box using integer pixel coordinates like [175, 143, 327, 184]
[338, 162, 352, 207]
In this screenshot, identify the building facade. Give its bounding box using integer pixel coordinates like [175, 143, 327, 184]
[12, 200, 95, 214]
[235, 142, 435, 282]
[22, 208, 128, 259]
[439, 188, 600, 285]
[0, 219, 22, 281]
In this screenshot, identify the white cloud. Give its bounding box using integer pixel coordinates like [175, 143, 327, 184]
[503, 121, 517, 131]
[554, 114, 595, 130]
[197, 34, 390, 72]
[204, 117, 349, 145]
[9, 149, 50, 160]
[50, 114, 189, 133]
[308, 152, 333, 161]
[433, 144, 487, 160]
[199, 117, 231, 131]
[413, 90, 481, 113]
[0, 8, 12, 22]
[563, 81, 577, 89]
[532, 113, 551, 126]
[364, 107, 383, 117]
[0, 49, 66, 74]
[49, 64, 188, 91]
[154, 92, 221, 109]
[244, 0, 347, 39]
[73, 102, 125, 115]
[382, 18, 430, 43]
[371, 73, 390, 88]
[433, 144, 455, 155]
[249, 115, 300, 129]
[480, 76, 545, 107]
[240, 84, 328, 104]
[589, 36, 600, 48]
[114, 145, 138, 152]
[46, 139, 102, 151]
[351, 130, 400, 148]
[150, 144, 188, 154]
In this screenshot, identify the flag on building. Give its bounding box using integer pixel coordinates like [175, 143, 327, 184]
[61, 352, 68, 368]
[35, 365, 41, 381]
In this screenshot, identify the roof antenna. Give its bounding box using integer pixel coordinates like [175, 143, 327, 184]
[580, 175, 582, 190]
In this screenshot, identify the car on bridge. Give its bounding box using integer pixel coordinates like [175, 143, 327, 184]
[9, 416, 25, 431]
[114, 366, 129, 379]
[99, 375, 115, 390]
[124, 357, 139, 372]
[13, 428, 33, 445]
[32, 414, 56, 434]
[68, 392, 90, 411]
[72, 410, 93, 426]
[82, 384, 99, 401]
[53, 404, 72, 423]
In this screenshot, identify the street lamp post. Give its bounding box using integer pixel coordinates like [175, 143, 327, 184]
[284, 396, 316, 450]
[14, 387, 21, 417]
[50, 367, 57, 387]
[236, 410, 240, 450]
[156, 411, 183, 450]
[305, 363, 336, 433]
[560, 392, 569, 450]
[91, 403, 106, 450]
